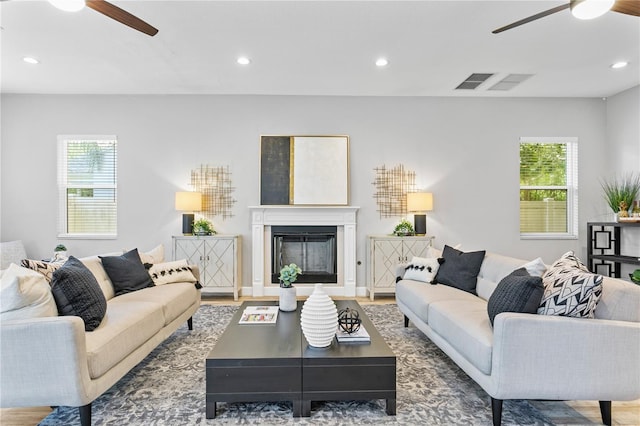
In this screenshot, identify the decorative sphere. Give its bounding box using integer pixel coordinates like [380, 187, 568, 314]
[337, 307, 362, 334]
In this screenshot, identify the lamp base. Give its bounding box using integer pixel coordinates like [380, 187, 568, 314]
[414, 214, 426, 236]
[182, 213, 195, 235]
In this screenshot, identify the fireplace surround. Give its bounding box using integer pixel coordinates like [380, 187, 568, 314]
[250, 206, 358, 297]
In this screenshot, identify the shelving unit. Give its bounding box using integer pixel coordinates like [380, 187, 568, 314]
[587, 222, 640, 278]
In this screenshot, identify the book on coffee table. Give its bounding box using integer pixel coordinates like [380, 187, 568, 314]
[239, 306, 279, 324]
[336, 325, 371, 343]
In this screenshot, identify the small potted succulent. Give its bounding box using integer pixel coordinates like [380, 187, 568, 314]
[278, 263, 302, 312]
[630, 269, 640, 285]
[53, 244, 68, 261]
[192, 218, 216, 236]
[393, 219, 415, 236]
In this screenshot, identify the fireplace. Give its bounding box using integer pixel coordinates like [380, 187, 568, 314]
[271, 226, 337, 284]
[250, 206, 359, 297]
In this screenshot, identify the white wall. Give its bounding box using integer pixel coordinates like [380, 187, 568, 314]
[1, 94, 617, 290]
[606, 85, 640, 279]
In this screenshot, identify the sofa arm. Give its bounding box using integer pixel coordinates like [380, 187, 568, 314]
[0, 316, 94, 407]
[490, 312, 640, 401]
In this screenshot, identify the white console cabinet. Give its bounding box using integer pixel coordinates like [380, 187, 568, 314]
[172, 235, 241, 300]
[367, 235, 434, 301]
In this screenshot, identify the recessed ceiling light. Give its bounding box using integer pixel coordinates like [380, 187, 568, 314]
[237, 57, 251, 65]
[23, 57, 39, 64]
[610, 61, 628, 69]
[375, 58, 389, 67]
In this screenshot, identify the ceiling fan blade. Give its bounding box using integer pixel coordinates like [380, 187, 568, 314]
[86, 0, 158, 36]
[611, 0, 640, 16]
[492, 3, 570, 34]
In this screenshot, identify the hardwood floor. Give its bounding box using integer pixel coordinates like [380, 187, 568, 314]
[2, 296, 638, 425]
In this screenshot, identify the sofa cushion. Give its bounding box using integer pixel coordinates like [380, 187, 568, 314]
[100, 249, 155, 296]
[114, 282, 198, 326]
[594, 276, 640, 322]
[20, 258, 66, 283]
[538, 252, 603, 318]
[0, 240, 26, 270]
[487, 267, 543, 326]
[0, 264, 58, 321]
[138, 244, 165, 264]
[403, 256, 443, 284]
[147, 260, 197, 286]
[51, 256, 107, 331]
[85, 300, 164, 379]
[80, 255, 117, 300]
[429, 299, 494, 375]
[396, 279, 479, 324]
[435, 245, 485, 294]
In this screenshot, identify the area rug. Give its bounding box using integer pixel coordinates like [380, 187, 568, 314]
[40, 304, 551, 425]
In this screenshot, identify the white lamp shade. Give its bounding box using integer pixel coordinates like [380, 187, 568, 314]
[407, 192, 433, 212]
[570, 0, 614, 19]
[175, 192, 202, 211]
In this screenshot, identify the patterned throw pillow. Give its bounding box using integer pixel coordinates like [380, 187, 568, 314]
[537, 251, 603, 318]
[403, 257, 444, 284]
[21, 259, 66, 284]
[147, 260, 198, 285]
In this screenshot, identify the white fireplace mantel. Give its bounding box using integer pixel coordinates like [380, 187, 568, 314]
[249, 206, 359, 297]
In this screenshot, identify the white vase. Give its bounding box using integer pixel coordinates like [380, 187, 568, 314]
[300, 284, 338, 348]
[279, 286, 297, 312]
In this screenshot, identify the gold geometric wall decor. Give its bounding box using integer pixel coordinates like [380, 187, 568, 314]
[190, 164, 236, 219]
[372, 164, 416, 218]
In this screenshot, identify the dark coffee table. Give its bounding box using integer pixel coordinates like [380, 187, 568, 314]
[205, 299, 396, 418]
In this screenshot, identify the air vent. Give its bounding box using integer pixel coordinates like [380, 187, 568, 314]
[455, 73, 494, 90]
[488, 74, 534, 91]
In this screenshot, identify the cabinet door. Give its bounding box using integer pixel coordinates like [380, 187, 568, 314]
[174, 238, 206, 269]
[372, 239, 403, 289]
[202, 238, 236, 289]
[402, 239, 431, 261]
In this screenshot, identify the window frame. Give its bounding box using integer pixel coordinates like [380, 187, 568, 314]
[519, 136, 578, 240]
[57, 135, 118, 239]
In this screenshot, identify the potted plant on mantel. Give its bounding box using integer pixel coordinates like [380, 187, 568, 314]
[278, 263, 302, 312]
[601, 173, 640, 222]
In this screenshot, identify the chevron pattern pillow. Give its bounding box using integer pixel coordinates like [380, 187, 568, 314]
[537, 251, 603, 318]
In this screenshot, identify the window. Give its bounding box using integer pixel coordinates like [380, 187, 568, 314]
[520, 137, 578, 239]
[58, 135, 117, 238]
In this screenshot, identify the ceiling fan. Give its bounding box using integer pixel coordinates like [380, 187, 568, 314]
[493, 0, 640, 34]
[48, 0, 158, 36]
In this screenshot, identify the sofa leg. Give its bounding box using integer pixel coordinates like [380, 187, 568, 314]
[491, 398, 503, 426]
[403, 315, 409, 328]
[187, 317, 193, 330]
[79, 403, 91, 426]
[599, 401, 611, 426]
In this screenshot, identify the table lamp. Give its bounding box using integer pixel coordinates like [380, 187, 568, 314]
[175, 191, 202, 235]
[407, 192, 433, 236]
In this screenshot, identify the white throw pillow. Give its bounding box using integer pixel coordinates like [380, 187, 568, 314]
[522, 257, 547, 277]
[0, 264, 58, 321]
[147, 259, 197, 285]
[139, 244, 165, 264]
[403, 256, 443, 284]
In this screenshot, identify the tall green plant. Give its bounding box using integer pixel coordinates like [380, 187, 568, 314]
[600, 173, 640, 213]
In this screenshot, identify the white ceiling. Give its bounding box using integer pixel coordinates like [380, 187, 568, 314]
[1, 0, 639, 97]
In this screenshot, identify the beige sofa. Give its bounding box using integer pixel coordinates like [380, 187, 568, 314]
[0, 254, 201, 426]
[396, 251, 640, 426]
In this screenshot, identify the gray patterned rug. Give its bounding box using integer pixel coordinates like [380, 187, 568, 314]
[40, 304, 551, 425]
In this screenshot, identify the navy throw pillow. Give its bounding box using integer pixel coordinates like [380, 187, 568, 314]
[434, 245, 486, 294]
[100, 248, 155, 296]
[51, 256, 107, 331]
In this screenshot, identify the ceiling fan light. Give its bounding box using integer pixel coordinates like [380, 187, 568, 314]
[570, 0, 614, 20]
[48, 0, 86, 12]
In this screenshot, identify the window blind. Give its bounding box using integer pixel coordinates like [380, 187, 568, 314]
[58, 136, 117, 238]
